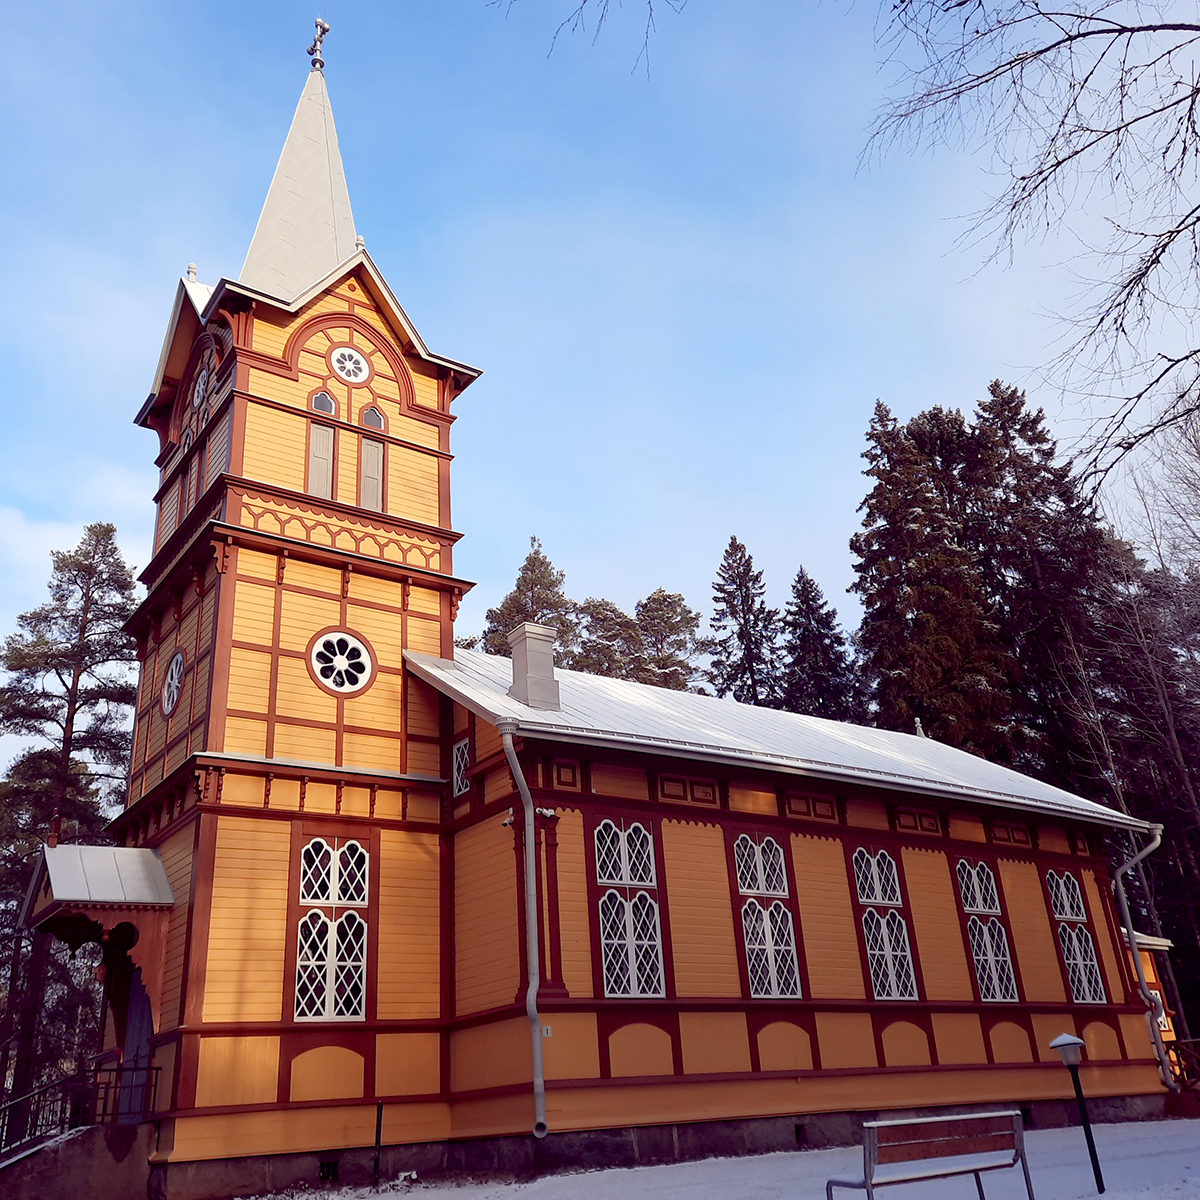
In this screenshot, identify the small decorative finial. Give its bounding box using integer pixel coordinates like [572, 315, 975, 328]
[308, 18, 331, 70]
[914, 717, 926, 738]
[47, 811, 61, 848]
[187, 263, 197, 282]
[355, 234, 365, 251]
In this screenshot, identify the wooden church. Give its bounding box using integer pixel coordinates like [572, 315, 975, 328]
[12, 27, 1179, 1199]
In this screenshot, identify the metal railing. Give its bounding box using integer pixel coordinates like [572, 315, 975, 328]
[1169, 1039, 1200, 1091]
[0, 1064, 159, 1159]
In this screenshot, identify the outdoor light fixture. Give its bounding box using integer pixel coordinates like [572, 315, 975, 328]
[1050, 1033, 1105, 1194]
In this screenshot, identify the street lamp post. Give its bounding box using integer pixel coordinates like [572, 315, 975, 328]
[1050, 1033, 1105, 1195]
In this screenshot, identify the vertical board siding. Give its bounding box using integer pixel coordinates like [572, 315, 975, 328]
[454, 819, 520, 1014]
[377, 830, 441, 1019]
[158, 827, 195, 1030]
[553, 808, 593, 998]
[661, 820, 740, 997]
[203, 817, 290, 1022]
[901, 847, 974, 1000]
[792, 834, 866, 999]
[998, 859, 1067, 1002]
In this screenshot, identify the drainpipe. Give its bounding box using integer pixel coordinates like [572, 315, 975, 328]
[497, 719, 549, 1138]
[1112, 824, 1176, 1091]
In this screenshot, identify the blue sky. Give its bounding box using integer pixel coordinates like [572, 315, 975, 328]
[0, 0, 1082, 667]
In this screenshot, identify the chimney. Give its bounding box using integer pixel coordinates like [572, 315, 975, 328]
[507, 623, 560, 710]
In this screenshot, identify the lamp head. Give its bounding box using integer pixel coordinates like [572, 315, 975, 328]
[1050, 1032, 1086, 1067]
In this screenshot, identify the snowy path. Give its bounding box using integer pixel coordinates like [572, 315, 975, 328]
[265, 1118, 1200, 1200]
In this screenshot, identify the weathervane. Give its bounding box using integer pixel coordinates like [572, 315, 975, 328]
[308, 18, 331, 70]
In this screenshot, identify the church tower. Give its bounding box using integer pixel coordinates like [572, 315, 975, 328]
[115, 27, 480, 1154]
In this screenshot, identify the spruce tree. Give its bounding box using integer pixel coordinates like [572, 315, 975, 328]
[707, 537, 782, 706]
[0, 522, 138, 1101]
[779, 567, 861, 721]
[851, 403, 1010, 751]
[634, 589, 707, 691]
[481, 537, 579, 659]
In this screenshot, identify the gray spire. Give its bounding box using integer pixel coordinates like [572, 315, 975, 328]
[239, 61, 357, 301]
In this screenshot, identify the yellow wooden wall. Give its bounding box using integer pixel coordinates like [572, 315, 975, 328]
[377, 829, 441, 1019]
[454, 818, 519, 1014]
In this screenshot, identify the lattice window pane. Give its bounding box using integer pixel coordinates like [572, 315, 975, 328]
[957, 859, 981, 912]
[595, 822, 624, 885]
[1059, 873, 1086, 921]
[760, 838, 788, 896]
[975, 864, 1001, 913]
[333, 912, 367, 1017]
[295, 911, 331, 1019]
[734, 835, 761, 894]
[337, 841, 368, 904]
[985, 919, 1018, 1001]
[625, 824, 655, 885]
[600, 890, 631, 996]
[630, 892, 665, 997]
[767, 901, 802, 997]
[883, 910, 918, 999]
[300, 839, 332, 902]
[743, 900, 772, 997]
[1060, 923, 1106, 1003]
[875, 852, 902, 905]
[853, 847, 877, 903]
[451, 739, 471, 798]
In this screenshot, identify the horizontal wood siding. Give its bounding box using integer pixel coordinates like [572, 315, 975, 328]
[1082, 869, 1124, 1003]
[661, 820, 740, 997]
[792, 833, 866, 999]
[455, 819, 520, 1015]
[901, 847, 973, 1000]
[554, 808, 593, 998]
[377, 830, 441, 1019]
[158, 826, 194, 1030]
[389, 445, 439, 526]
[242, 403, 306, 493]
[203, 817, 290, 1022]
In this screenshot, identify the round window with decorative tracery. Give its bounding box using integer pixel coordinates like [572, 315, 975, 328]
[329, 345, 371, 384]
[191, 366, 209, 409]
[307, 630, 375, 695]
[161, 649, 186, 717]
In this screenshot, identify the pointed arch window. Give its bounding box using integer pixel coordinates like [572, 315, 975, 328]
[593, 820, 664, 997]
[311, 391, 337, 416]
[295, 837, 369, 1020]
[361, 405, 386, 430]
[1046, 870, 1106, 1003]
[956, 860, 1017, 1001]
[853, 848, 917, 999]
[732, 834, 800, 997]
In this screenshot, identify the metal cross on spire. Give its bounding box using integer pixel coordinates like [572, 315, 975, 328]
[307, 18, 331, 70]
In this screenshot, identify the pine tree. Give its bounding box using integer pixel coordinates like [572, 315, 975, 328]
[481, 537, 579, 659]
[707, 537, 781, 706]
[634, 589, 707, 691]
[0, 522, 138, 1102]
[851, 403, 1010, 751]
[779, 567, 861, 721]
[569, 599, 645, 679]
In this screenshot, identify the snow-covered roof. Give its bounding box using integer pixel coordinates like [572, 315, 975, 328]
[405, 648, 1149, 831]
[19, 845, 175, 929]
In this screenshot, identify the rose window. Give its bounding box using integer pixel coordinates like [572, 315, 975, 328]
[330, 346, 369, 383]
[311, 632, 372, 693]
[161, 650, 186, 716]
[191, 366, 209, 409]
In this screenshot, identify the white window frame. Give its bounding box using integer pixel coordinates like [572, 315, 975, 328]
[966, 915, 1019, 1002]
[594, 819, 664, 998]
[733, 833, 788, 896]
[862, 907, 919, 1000]
[742, 897, 802, 998]
[853, 847, 902, 906]
[1047, 869, 1087, 921]
[295, 837, 369, 1021]
[451, 739, 471, 798]
[956, 859, 1001, 915]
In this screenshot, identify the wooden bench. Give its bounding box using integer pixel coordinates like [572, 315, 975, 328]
[825, 1109, 1036, 1199]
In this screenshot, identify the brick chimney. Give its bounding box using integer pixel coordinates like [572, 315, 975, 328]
[506, 623, 560, 710]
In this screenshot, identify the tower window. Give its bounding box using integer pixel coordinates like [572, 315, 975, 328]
[360, 438, 384, 512]
[308, 424, 335, 500]
[361, 406, 385, 430]
[311, 391, 337, 416]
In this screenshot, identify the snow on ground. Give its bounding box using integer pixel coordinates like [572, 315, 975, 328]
[244, 1118, 1200, 1200]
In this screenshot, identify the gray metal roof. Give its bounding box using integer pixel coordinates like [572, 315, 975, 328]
[28, 845, 174, 914]
[239, 68, 357, 302]
[406, 648, 1149, 831]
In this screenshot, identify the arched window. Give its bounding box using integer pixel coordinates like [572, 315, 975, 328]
[1047, 870, 1106, 1003]
[853, 848, 902, 905]
[743, 899, 801, 998]
[295, 837, 369, 1020]
[733, 834, 787, 896]
[1046, 870, 1087, 920]
[967, 916, 1018, 1001]
[593, 819, 664, 997]
[311, 390, 337, 416]
[862, 908, 918, 1000]
[361, 406, 385, 430]
[956, 859, 1001, 914]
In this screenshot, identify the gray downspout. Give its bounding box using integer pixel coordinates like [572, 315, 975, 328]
[1112, 824, 1177, 1091]
[497, 720, 549, 1137]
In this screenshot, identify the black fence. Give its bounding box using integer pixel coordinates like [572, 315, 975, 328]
[1169, 1038, 1200, 1090]
[0, 1064, 159, 1158]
